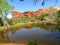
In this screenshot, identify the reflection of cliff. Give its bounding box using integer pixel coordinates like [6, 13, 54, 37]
[12, 9, 51, 18]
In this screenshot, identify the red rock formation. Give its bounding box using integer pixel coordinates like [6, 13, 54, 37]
[12, 9, 51, 18]
[23, 10, 34, 17]
[12, 11, 24, 18]
[34, 9, 51, 16]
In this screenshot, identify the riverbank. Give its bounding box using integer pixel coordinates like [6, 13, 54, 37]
[0, 21, 59, 31]
[0, 22, 37, 31]
[0, 43, 50, 45]
[0, 43, 26, 45]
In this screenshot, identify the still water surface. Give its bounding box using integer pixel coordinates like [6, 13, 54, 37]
[8, 27, 60, 45]
[0, 24, 60, 45]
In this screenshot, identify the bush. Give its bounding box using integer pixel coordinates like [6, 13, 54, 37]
[27, 40, 38, 45]
[7, 19, 12, 25]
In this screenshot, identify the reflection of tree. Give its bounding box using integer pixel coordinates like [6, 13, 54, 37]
[23, 23, 60, 32]
[0, 30, 10, 42]
[11, 29, 16, 34]
[39, 24, 60, 32]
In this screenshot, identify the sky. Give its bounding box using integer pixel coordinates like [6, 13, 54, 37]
[7, 0, 60, 18]
[7, 0, 60, 12]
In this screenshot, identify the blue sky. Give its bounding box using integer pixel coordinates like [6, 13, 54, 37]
[7, 0, 60, 12]
[7, 0, 60, 18]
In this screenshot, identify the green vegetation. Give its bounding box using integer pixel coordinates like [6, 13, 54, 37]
[56, 11, 60, 23]
[0, 0, 14, 27]
[35, 14, 48, 21]
[27, 40, 38, 45]
[11, 13, 48, 24]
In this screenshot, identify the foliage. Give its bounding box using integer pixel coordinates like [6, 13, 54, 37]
[11, 14, 48, 25]
[0, 0, 14, 15]
[27, 40, 38, 45]
[35, 14, 48, 21]
[44, 10, 60, 24]
[44, 12, 57, 23]
[7, 19, 12, 25]
[30, 17, 36, 22]
[0, 0, 14, 27]
[56, 11, 60, 23]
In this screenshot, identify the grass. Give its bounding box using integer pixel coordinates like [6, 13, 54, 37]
[11, 22, 37, 27]
[0, 26, 4, 28]
[0, 22, 37, 31]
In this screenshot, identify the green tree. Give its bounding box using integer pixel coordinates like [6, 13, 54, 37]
[35, 14, 48, 21]
[44, 12, 57, 24]
[0, 0, 14, 27]
[56, 11, 60, 23]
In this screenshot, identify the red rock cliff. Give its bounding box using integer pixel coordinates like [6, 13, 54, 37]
[12, 9, 51, 18]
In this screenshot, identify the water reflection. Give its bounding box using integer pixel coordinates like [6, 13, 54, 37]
[8, 27, 60, 45]
[0, 24, 60, 45]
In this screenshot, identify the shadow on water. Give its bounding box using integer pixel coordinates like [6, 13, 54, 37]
[0, 24, 60, 45]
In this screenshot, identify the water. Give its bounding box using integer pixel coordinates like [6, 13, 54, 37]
[8, 27, 60, 45]
[0, 24, 60, 45]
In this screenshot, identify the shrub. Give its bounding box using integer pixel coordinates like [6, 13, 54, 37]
[27, 40, 38, 45]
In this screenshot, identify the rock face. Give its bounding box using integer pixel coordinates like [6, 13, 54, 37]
[34, 8, 51, 16]
[23, 10, 35, 17]
[12, 9, 51, 18]
[12, 6, 60, 18]
[12, 11, 24, 18]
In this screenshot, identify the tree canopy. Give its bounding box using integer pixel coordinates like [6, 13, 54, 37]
[0, 0, 14, 26]
[0, 0, 14, 17]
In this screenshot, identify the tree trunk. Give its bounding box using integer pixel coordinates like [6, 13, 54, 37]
[0, 17, 3, 26]
[1, 12, 10, 28]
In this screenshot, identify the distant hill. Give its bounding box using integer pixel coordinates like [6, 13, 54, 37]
[49, 6, 60, 11]
[12, 6, 60, 18]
